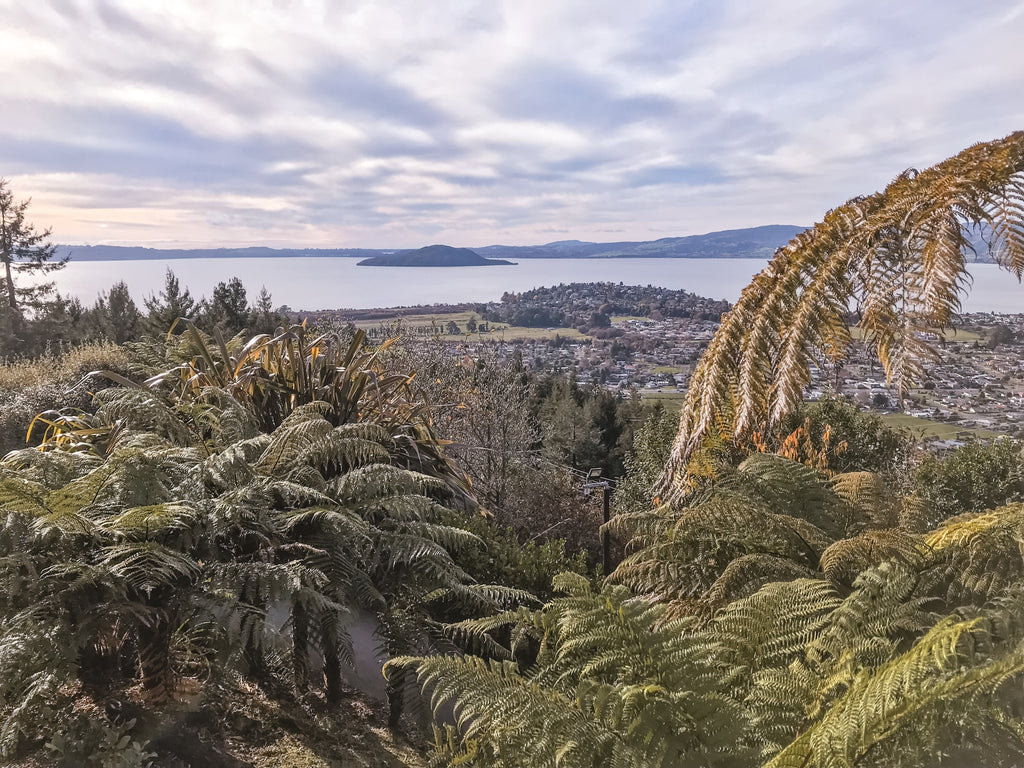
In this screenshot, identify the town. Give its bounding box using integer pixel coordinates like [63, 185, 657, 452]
[316, 282, 1024, 447]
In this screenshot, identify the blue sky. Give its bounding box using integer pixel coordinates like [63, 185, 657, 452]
[3, 0, 1023, 248]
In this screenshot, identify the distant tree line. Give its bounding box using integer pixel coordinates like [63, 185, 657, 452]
[2, 266, 287, 356]
[485, 282, 732, 329]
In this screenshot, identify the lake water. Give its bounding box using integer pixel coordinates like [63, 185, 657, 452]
[51, 257, 1024, 313]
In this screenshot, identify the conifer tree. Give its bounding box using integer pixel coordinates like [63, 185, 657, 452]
[0, 179, 66, 352]
[0, 179, 65, 314]
[143, 268, 195, 336]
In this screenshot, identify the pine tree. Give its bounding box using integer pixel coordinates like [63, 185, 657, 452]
[249, 285, 278, 335]
[143, 268, 196, 336]
[0, 179, 65, 315]
[0, 179, 67, 353]
[202, 277, 248, 336]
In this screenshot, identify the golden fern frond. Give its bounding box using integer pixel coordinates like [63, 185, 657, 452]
[989, 175, 1024, 278]
[706, 578, 841, 695]
[771, 219, 859, 424]
[660, 131, 1024, 499]
[926, 504, 1024, 605]
[819, 528, 928, 587]
[925, 503, 1024, 550]
[830, 471, 899, 531]
[703, 554, 821, 610]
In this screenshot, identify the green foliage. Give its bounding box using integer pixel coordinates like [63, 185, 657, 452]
[612, 404, 677, 516]
[443, 513, 592, 601]
[401, 426, 1024, 767]
[0, 341, 130, 454]
[0, 326, 519, 761]
[0, 178, 66, 339]
[142, 267, 196, 337]
[45, 716, 154, 768]
[401, 556, 1024, 768]
[394, 576, 753, 768]
[90, 281, 141, 345]
[913, 437, 1024, 526]
[202, 276, 249, 336]
[783, 396, 913, 477]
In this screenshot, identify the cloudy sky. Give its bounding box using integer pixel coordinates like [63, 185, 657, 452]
[3, 0, 1023, 249]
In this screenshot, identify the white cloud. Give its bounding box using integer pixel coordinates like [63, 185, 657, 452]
[1, 0, 1022, 248]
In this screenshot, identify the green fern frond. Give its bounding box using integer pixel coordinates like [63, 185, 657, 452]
[767, 612, 1024, 768]
[97, 541, 201, 595]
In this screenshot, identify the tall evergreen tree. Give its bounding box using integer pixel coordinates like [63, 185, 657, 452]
[249, 285, 278, 335]
[202, 276, 248, 336]
[0, 179, 65, 314]
[90, 281, 140, 344]
[143, 268, 195, 336]
[0, 179, 66, 353]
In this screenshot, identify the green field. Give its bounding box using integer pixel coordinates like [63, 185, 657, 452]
[635, 393, 1003, 442]
[848, 325, 983, 342]
[638, 390, 687, 410]
[880, 412, 1001, 441]
[352, 312, 588, 341]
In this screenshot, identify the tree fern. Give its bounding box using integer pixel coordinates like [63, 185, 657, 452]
[661, 131, 1024, 497]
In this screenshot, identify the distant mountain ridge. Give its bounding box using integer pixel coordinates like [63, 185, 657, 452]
[54, 223, 1006, 263]
[56, 225, 804, 262]
[474, 225, 807, 260]
[357, 244, 513, 267]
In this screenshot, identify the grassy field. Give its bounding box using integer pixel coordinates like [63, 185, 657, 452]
[351, 312, 589, 342]
[880, 412, 1002, 441]
[848, 325, 983, 342]
[635, 392, 1003, 442]
[484, 326, 589, 341]
[638, 390, 687, 410]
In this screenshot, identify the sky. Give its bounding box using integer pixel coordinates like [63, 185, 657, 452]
[2, 0, 1023, 250]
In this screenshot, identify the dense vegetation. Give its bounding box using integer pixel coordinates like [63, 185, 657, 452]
[0, 134, 1022, 766]
[487, 282, 731, 329]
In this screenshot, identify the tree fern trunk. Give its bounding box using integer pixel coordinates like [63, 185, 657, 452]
[137, 618, 172, 705]
[322, 614, 342, 705]
[241, 585, 267, 683]
[386, 668, 405, 729]
[292, 599, 309, 692]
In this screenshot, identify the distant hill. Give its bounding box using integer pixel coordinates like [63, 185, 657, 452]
[357, 244, 514, 267]
[53, 245, 385, 261]
[53, 225, 1006, 263]
[474, 225, 807, 260]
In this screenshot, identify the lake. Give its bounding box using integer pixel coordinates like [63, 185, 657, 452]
[52, 257, 1024, 313]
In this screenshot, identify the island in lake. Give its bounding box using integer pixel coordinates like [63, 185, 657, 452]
[357, 244, 514, 267]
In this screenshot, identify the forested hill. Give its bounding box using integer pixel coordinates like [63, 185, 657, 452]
[357, 244, 513, 266]
[475, 224, 807, 259]
[55, 224, 806, 261]
[53, 245, 386, 261]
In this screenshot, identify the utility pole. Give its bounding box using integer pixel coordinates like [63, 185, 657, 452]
[586, 468, 612, 576]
